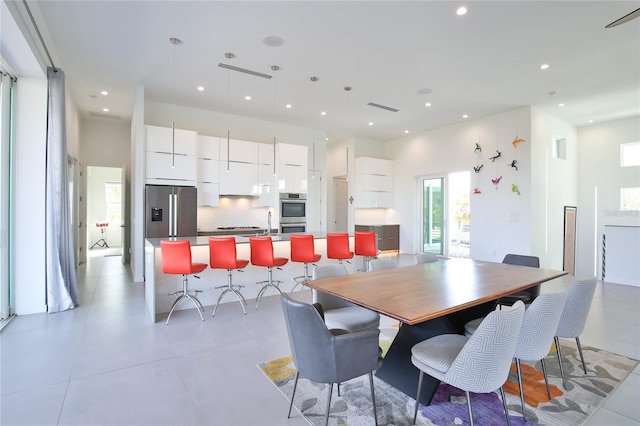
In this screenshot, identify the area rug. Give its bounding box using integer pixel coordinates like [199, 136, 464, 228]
[258, 328, 638, 426]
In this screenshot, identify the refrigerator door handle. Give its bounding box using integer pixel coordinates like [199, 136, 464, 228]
[168, 193, 174, 236]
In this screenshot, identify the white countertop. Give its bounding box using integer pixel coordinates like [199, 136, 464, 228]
[145, 232, 332, 248]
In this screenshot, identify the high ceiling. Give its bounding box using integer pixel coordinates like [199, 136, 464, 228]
[24, 1, 640, 141]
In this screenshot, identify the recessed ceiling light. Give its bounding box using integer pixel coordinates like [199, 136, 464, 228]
[100, 90, 108, 96]
[425, 102, 432, 107]
[286, 104, 292, 109]
[102, 108, 109, 112]
[368, 122, 374, 126]
[245, 95, 251, 100]
[540, 64, 550, 70]
[462, 114, 468, 118]
[404, 130, 410, 134]
[197, 86, 204, 92]
[588, 119, 594, 123]
[457, 6, 468, 16]
[558, 103, 565, 107]
[321, 111, 327, 116]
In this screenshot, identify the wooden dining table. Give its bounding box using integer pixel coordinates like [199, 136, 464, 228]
[304, 257, 568, 405]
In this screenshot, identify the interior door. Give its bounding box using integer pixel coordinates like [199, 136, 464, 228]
[120, 165, 127, 263]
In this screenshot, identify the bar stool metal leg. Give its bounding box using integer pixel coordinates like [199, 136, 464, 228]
[166, 274, 204, 324]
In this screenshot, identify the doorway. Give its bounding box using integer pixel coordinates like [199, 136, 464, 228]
[418, 172, 470, 257]
[86, 166, 123, 258]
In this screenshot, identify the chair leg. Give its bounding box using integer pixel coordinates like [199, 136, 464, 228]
[554, 336, 568, 389]
[369, 372, 378, 426]
[499, 386, 512, 426]
[324, 383, 333, 426]
[288, 371, 299, 418]
[465, 390, 474, 426]
[515, 358, 527, 422]
[540, 358, 552, 400]
[576, 336, 587, 374]
[413, 371, 424, 424]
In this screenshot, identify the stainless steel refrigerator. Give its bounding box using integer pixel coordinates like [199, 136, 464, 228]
[145, 185, 197, 238]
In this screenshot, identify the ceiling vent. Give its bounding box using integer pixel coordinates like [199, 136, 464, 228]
[218, 63, 272, 79]
[89, 111, 121, 120]
[367, 102, 399, 112]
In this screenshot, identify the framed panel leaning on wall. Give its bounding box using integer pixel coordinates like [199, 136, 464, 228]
[563, 206, 577, 275]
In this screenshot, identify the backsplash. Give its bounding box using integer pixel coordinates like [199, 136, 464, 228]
[197, 198, 275, 231]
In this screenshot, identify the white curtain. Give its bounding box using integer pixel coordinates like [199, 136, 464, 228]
[46, 67, 78, 313]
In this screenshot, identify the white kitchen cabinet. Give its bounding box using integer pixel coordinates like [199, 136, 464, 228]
[145, 125, 197, 184]
[277, 143, 308, 194]
[219, 161, 259, 196]
[219, 138, 259, 164]
[197, 135, 220, 160]
[196, 157, 220, 207]
[197, 182, 220, 207]
[146, 125, 196, 155]
[355, 157, 394, 208]
[257, 143, 275, 206]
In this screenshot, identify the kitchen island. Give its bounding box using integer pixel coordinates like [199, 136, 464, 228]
[144, 233, 359, 323]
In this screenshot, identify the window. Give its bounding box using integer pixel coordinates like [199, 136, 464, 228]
[105, 182, 122, 223]
[621, 187, 640, 211]
[552, 137, 566, 159]
[621, 142, 640, 167]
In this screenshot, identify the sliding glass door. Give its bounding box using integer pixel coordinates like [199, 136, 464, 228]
[421, 177, 444, 255]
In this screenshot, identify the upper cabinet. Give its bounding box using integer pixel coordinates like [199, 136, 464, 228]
[257, 143, 276, 207]
[196, 135, 220, 207]
[355, 157, 394, 208]
[145, 125, 197, 184]
[219, 138, 259, 164]
[277, 143, 308, 194]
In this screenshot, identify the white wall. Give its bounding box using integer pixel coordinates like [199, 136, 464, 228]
[80, 118, 131, 168]
[577, 116, 640, 278]
[530, 108, 578, 271]
[13, 77, 47, 314]
[387, 108, 533, 262]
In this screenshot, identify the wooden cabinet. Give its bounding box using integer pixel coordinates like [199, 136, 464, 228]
[355, 157, 394, 208]
[145, 125, 197, 184]
[355, 224, 399, 252]
[277, 143, 308, 193]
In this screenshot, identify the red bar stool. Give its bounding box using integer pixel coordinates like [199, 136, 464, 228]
[161, 240, 207, 324]
[249, 237, 289, 309]
[289, 234, 321, 299]
[209, 237, 249, 316]
[326, 233, 354, 264]
[355, 231, 378, 272]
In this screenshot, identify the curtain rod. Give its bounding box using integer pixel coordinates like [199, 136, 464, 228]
[22, 0, 56, 69]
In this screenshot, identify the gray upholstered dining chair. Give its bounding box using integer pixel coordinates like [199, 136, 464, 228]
[496, 254, 541, 306]
[312, 264, 380, 332]
[414, 253, 439, 264]
[280, 294, 382, 426]
[509, 291, 568, 421]
[367, 257, 397, 271]
[411, 301, 526, 426]
[554, 277, 597, 389]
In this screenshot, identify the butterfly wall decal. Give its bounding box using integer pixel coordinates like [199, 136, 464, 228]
[509, 160, 518, 171]
[492, 176, 502, 185]
[512, 184, 521, 195]
[473, 188, 482, 194]
[473, 164, 483, 173]
[474, 143, 482, 152]
[489, 150, 502, 162]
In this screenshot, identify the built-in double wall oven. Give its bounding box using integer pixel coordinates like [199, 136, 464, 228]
[279, 193, 307, 234]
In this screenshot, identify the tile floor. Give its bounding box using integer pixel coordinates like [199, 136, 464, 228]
[1, 254, 638, 425]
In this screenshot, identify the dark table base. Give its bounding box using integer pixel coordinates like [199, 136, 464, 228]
[376, 301, 495, 405]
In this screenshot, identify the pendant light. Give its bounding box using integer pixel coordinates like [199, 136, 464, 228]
[344, 86, 351, 180]
[224, 52, 235, 172]
[169, 37, 181, 168]
[271, 65, 280, 176]
[310, 76, 318, 179]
